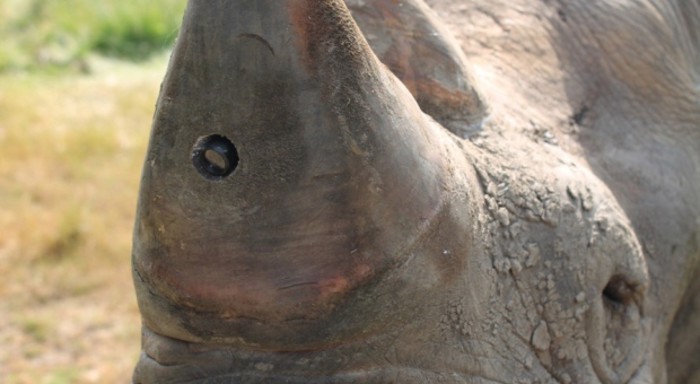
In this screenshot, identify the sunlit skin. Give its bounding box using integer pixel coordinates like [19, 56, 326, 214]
[132, 1, 700, 383]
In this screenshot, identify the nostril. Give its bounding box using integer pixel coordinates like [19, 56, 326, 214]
[192, 134, 239, 180]
[602, 275, 637, 306]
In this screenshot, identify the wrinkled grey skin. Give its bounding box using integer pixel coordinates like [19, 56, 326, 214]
[132, 0, 700, 383]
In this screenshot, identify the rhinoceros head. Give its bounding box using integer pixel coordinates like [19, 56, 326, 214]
[132, 0, 700, 383]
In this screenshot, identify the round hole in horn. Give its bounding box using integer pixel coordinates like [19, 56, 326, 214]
[192, 134, 239, 180]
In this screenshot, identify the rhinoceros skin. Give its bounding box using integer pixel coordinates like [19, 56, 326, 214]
[131, 0, 700, 383]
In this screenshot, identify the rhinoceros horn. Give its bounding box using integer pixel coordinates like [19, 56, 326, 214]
[132, 0, 465, 351]
[347, 0, 487, 136]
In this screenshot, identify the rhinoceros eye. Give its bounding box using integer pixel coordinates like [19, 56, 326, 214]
[603, 274, 638, 306]
[192, 134, 239, 180]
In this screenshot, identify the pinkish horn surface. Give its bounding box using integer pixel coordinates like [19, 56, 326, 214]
[132, 0, 465, 351]
[346, 0, 487, 136]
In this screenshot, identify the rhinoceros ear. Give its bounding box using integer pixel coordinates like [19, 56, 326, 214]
[347, 0, 487, 137]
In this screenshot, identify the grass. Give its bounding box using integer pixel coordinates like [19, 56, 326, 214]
[0, 2, 184, 381]
[0, 0, 187, 72]
[0, 55, 170, 383]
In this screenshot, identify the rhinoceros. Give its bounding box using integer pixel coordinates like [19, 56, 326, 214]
[130, 0, 700, 383]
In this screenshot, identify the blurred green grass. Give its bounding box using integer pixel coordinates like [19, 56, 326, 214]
[0, 57, 172, 383]
[0, 0, 187, 72]
[0, 0, 187, 382]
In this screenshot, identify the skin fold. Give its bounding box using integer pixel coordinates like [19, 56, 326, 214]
[131, 0, 700, 383]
